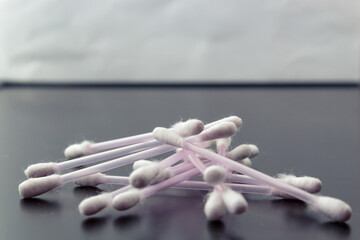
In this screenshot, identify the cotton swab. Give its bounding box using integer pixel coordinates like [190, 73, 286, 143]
[25, 119, 205, 178]
[25, 118, 238, 179]
[64, 119, 205, 159]
[188, 153, 248, 218]
[65, 134, 152, 159]
[112, 162, 202, 211]
[204, 191, 226, 221]
[128, 150, 187, 188]
[74, 170, 322, 196]
[79, 155, 204, 216]
[25, 140, 163, 178]
[65, 116, 242, 159]
[76, 158, 322, 216]
[19, 121, 238, 198]
[127, 122, 237, 189]
[19, 145, 175, 198]
[203, 165, 227, 186]
[153, 128, 352, 222]
[225, 144, 252, 162]
[74, 172, 319, 197]
[78, 161, 196, 216]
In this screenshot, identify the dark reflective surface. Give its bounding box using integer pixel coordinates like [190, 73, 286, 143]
[20, 198, 62, 213]
[0, 86, 359, 240]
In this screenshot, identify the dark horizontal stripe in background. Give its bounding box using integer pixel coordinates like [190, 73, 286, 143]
[1, 81, 359, 89]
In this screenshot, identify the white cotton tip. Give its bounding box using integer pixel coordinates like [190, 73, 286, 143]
[222, 116, 243, 129]
[130, 164, 161, 188]
[74, 173, 107, 187]
[24, 162, 60, 178]
[216, 138, 232, 151]
[64, 140, 93, 159]
[313, 196, 352, 222]
[221, 188, 248, 214]
[78, 193, 110, 216]
[18, 175, 62, 198]
[152, 127, 186, 148]
[132, 160, 155, 170]
[277, 174, 322, 194]
[240, 158, 252, 167]
[204, 191, 227, 221]
[199, 122, 237, 142]
[225, 144, 252, 161]
[173, 119, 204, 137]
[248, 144, 259, 158]
[112, 189, 141, 211]
[228, 116, 243, 129]
[150, 168, 172, 185]
[204, 166, 227, 186]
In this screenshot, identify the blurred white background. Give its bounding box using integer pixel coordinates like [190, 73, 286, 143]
[0, 0, 359, 84]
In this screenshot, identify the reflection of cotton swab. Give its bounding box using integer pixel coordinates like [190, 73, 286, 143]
[153, 128, 352, 222]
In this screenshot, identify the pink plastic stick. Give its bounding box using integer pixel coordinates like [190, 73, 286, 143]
[183, 141, 316, 204]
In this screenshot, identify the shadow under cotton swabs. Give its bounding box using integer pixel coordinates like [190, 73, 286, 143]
[81, 216, 110, 232]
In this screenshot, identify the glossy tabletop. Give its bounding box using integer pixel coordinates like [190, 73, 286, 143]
[0, 85, 359, 240]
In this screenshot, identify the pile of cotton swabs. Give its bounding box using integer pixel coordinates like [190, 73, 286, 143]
[18, 116, 351, 222]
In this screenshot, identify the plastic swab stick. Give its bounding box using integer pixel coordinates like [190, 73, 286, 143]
[25, 140, 164, 178]
[78, 160, 195, 216]
[216, 137, 232, 156]
[25, 119, 235, 178]
[20, 120, 242, 198]
[126, 121, 238, 189]
[19, 145, 175, 198]
[74, 160, 319, 196]
[74, 173, 317, 197]
[27, 120, 204, 178]
[66, 116, 241, 159]
[153, 128, 352, 222]
[77, 163, 321, 216]
[64, 119, 204, 159]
